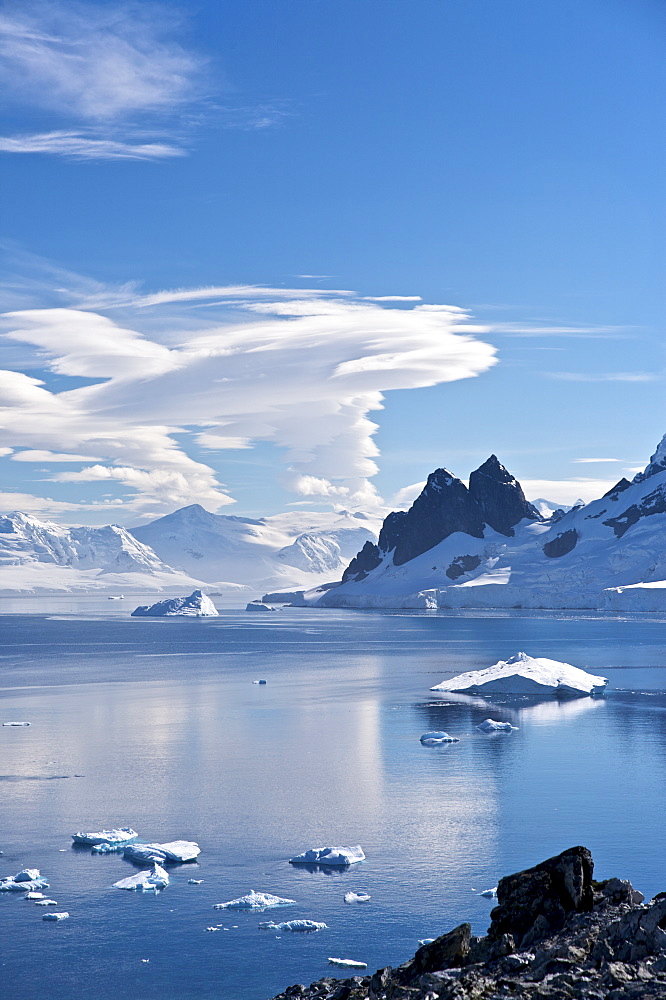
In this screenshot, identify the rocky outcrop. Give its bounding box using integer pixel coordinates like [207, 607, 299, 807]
[543, 529, 579, 558]
[268, 846, 666, 1000]
[342, 540, 383, 583]
[468, 455, 542, 536]
[603, 483, 666, 538]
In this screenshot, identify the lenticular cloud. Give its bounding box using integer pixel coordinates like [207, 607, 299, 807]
[0, 282, 497, 514]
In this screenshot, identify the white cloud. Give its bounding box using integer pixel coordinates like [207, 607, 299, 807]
[391, 481, 426, 507]
[548, 372, 658, 383]
[0, 131, 185, 160]
[572, 457, 621, 464]
[11, 449, 103, 462]
[0, 275, 498, 519]
[523, 478, 618, 505]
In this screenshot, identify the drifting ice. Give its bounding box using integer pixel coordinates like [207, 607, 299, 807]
[420, 731, 460, 744]
[24, 891, 45, 899]
[3, 721, 31, 726]
[258, 919, 327, 932]
[245, 602, 275, 612]
[289, 846, 365, 866]
[131, 590, 218, 617]
[113, 864, 169, 891]
[476, 719, 517, 733]
[15, 869, 40, 881]
[42, 912, 69, 921]
[124, 840, 200, 864]
[73, 827, 137, 846]
[35, 899, 58, 906]
[481, 886, 498, 898]
[344, 892, 371, 904]
[328, 958, 367, 969]
[0, 870, 49, 892]
[213, 890, 296, 910]
[431, 652, 608, 698]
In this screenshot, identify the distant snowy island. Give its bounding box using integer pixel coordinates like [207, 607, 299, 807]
[2, 431, 666, 611]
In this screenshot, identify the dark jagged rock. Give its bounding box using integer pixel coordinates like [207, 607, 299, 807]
[468, 455, 542, 536]
[341, 540, 383, 583]
[543, 528, 579, 558]
[603, 478, 631, 499]
[445, 554, 481, 580]
[376, 510, 408, 555]
[603, 483, 666, 538]
[268, 846, 666, 1000]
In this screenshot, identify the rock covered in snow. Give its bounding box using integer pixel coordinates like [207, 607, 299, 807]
[420, 731, 460, 745]
[72, 827, 137, 846]
[123, 840, 200, 864]
[213, 890, 296, 910]
[113, 864, 169, 890]
[131, 590, 218, 617]
[432, 652, 608, 698]
[476, 719, 518, 733]
[259, 919, 327, 932]
[289, 845, 365, 866]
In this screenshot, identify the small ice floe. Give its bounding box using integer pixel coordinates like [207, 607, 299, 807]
[252, 680, 268, 685]
[480, 886, 498, 898]
[431, 652, 608, 698]
[289, 846, 365, 866]
[476, 719, 517, 733]
[420, 731, 460, 745]
[92, 842, 124, 854]
[258, 919, 327, 933]
[131, 590, 218, 618]
[124, 840, 200, 864]
[418, 938, 435, 946]
[213, 890, 296, 910]
[3, 721, 31, 726]
[73, 827, 137, 847]
[15, 869, 41, 882]
[344, 892, 371, 904]
[205, 926, 220, 932]
[35, 899, 58, 906]
[24, 891, 45, 900]
[188, 879, 204, 885]
[0, 870, 49, 892]
[113, 864, 169, 891]
[245, 602, 275, 612]
[328, 958, 367, 969]
[42, 912, 69, 921]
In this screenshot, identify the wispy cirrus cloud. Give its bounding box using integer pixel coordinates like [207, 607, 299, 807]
[548, 371, 659, 383]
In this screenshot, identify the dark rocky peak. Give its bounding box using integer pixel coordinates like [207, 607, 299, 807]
[603, 477, 631, 499]
[341, 539, 382, 583]
[633, 432, 666, 483]
[387, 468, 485, 567]
[468, 454, 542, 536]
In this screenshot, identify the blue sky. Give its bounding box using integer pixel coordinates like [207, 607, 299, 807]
[0, 0, 664, 524]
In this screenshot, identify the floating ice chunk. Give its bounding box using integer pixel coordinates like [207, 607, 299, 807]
[73, 827, 137, 846]
[213, 890, 296, 910]
[289, 846, 365, 866]
[205, 926, 220, 932]
[0, 877, 49, 892]
[123, 840, 200, 864]
[131, 590, 218, 618]
[113, 864, 169, 891]
[43, 912, 69, 921]
[418, 939, 435, 946]
[3, 721, 31, 726]
[480, 886, 498, 898]
[245, 602, 275, 612]
[344, 892, 371, 904]
[476, 719, 517, 733]
[328, 958, 367, 969]
[258, 919, 327, 932]
[252, 680, 268, 684]
[431, 652, 608, 698]
[420, 731, 460, 745]
[35, 899, 58, 906]
[24, 891, 45, 899]
[188, 879, 204, 885]
[92, 842, 123, 854]
[15, 869, 40, 882]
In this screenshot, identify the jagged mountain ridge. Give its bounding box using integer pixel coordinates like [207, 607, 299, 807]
[314, 434, 666, 611]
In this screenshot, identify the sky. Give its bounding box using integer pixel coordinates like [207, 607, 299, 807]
[0, 0, 664, 525]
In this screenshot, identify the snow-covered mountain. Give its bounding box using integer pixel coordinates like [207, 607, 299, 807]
[131, 505, 379, 592]
[308, 435, 666, 612]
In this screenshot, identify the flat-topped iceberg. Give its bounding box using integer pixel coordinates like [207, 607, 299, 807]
[431, 652, 608, 698]
[344, 891, 371, 903]
[123, 840, 200, 864]
[131, 590, 218, 618]
[73, 827, 137, 846]
[0, 870, 49, 892]
[245, 601, 275, 612]
[258, 919, 327, 932]
[476, 719, 517, 733]
[214, 890, 296, 910]
[289, 845, 365, 866]
[420, 731, 460, 745]
[42, 911, 69, 921]
[328, 958, 367, 968]
[113, 864, 169, 891]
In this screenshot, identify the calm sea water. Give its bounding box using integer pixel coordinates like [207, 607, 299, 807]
[2, 599, 666, 1000]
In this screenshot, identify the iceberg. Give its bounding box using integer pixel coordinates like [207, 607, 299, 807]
[0, 869, 49, 892]
[258, 919, 327, 932]
[344, 891, 371, 903]
[72, 827, 137, 846]
[131, 590, 218, 617]
[245, 601, 275, 612]
[431, 652, 608, 698]
[419, 939, 436, 946]
[420, 731, 460, 745]
[42, 912, 69, 921]
[15, 868, 40, 882]
[3, 721, 31, 726]
[476, 719, 517, 733]
[328, 958, 367, 969]
[480, 886, 498, 898]
[24, 891, 45, 899]
[123, 840, 200, 864]
[188, 879, 204, 885]
[35, 899, 58, 906]
[213, 890, 296, 910]
[289, 845, 365, 866]
[113, 864, 169, 891]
